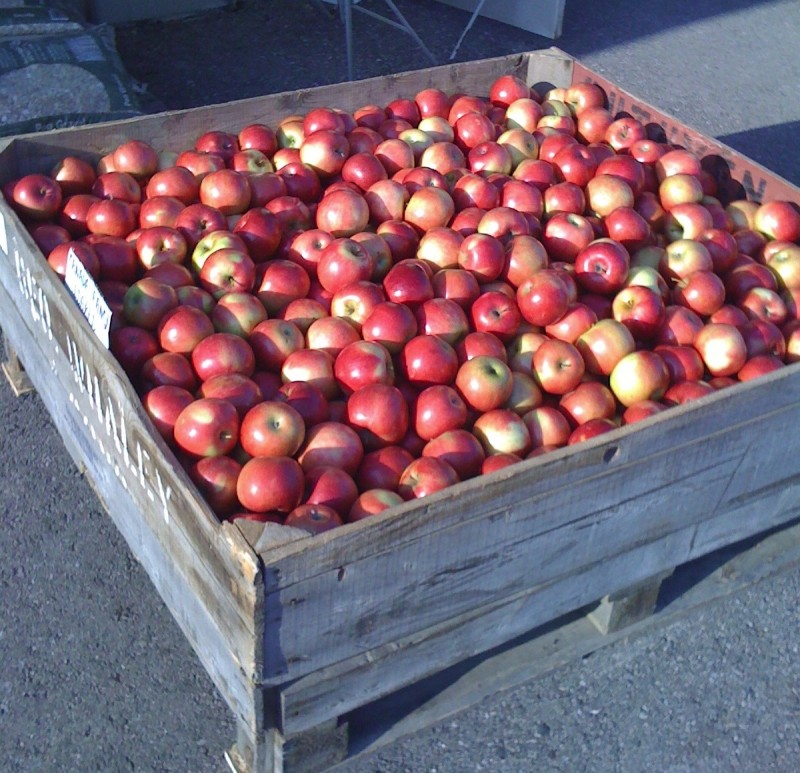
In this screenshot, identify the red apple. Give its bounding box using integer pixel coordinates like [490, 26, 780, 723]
[122, 277, 177, 329]
[239, 123, 278, 156]
[232, 207, 281, 261]
[192, 332, 256, 381]
[334, 339, 394, 394]
[754, 200, 800, 242]
[672, 270, 726, 317]
[531, 339, 585, 395]
[472, 408, 531, 457]
[50, 155, 96, 196]
[237, 456, 304, 513]
[397, 456, 459, 500]
[240, 400, 305, 458]
[455, 355, 513, 412]
[558, 381, 616, 428]
[199, 169, 251, 216]
[404, 186, 455, 233]
[567, 417, 618, 445]
[173, 397, 240, 458]
[398, 334, 459, 388]
[276, 380, 330, 427]
[604, 116, 646, 152]
[297, 420, 364, 476]
[348, 489, 405, 521]
[356, 446, 414, 492]
[654, 343, 704, 384]
[199, 373, 264, 418]
[157, 304, 214, 355]
[281, 348, 338, 400]
[199, 248, 256, 299]
[347, 383, 409, 448]
[516, 269, 570, 327]
[316, 237, 373, 294]
[658, 173, 704, 211]
[612, 284, 666, 341]
[174, 203, 228, 250]
[138, 195, 185, 229]
[621, 400, 668, 425]
[575, 318, 636, 376]
[316, 187, 370, 237]
[306, 315, 361, 358]
[422, 429, 485, 480]
[737, 353, 785, 382]
[248, 318, 304, 371]
[140, 351, 198, 393]
[469, 284, 519, 334]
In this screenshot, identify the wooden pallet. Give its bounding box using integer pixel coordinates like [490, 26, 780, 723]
[1, 334, 33, 396]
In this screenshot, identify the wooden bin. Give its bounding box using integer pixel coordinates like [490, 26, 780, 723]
[1, 48, 799, 772]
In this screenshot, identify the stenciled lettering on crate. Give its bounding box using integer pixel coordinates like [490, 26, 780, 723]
[6, 223, 174, 520]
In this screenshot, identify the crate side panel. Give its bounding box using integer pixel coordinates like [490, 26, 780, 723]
[0, 204, 263, 725]
[280, 469, 800, 735]
[2, 52, 567, 177]
[0, 266, 263, 731]
[0, 200, 260, 621]
[279, 527, 693, 734]
[262, 368, 800, 682]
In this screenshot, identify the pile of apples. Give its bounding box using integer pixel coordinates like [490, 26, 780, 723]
[4, 73, 800, 534]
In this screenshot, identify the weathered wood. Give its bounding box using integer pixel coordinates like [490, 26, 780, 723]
[3, 52, 559, 180]
[277, 461, 800, 738]
[227, 715, 347, 773]
[283, 720, 349, 773]
[0, 208, 265, 734]
[1, 333, 34, 396]
[345, 515, 800, 762]
[2, 47, 800, 773]
[588, 570, 673, 635]
[277, 528, 694, 736]
[228, 721, 283, 773]
[259, 368, 800, 685]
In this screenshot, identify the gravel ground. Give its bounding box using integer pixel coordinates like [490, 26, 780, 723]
[2, 1, 800, 772]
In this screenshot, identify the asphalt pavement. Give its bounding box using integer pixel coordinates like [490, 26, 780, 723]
[2, 1, 800, 771]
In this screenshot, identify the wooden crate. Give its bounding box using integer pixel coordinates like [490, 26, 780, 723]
[1, 48, 799, 773]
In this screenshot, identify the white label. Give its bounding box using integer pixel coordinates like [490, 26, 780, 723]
[0, 208, 7, 255]
[65, 247, 111, 349]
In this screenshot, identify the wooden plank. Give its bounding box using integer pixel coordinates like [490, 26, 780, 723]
[260, 366, 800, 684]
[278, 467, 800, 737]
[0, 205, 264, 732]
[4, 51, 569, 178]
[588, 570, 673, 635]
[278, 528, 695, 736]
[347, 516, 800, 760]
[227, 721, 283, 773]
[283, 720, 349, 773]
[1, 334, 34, 396]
